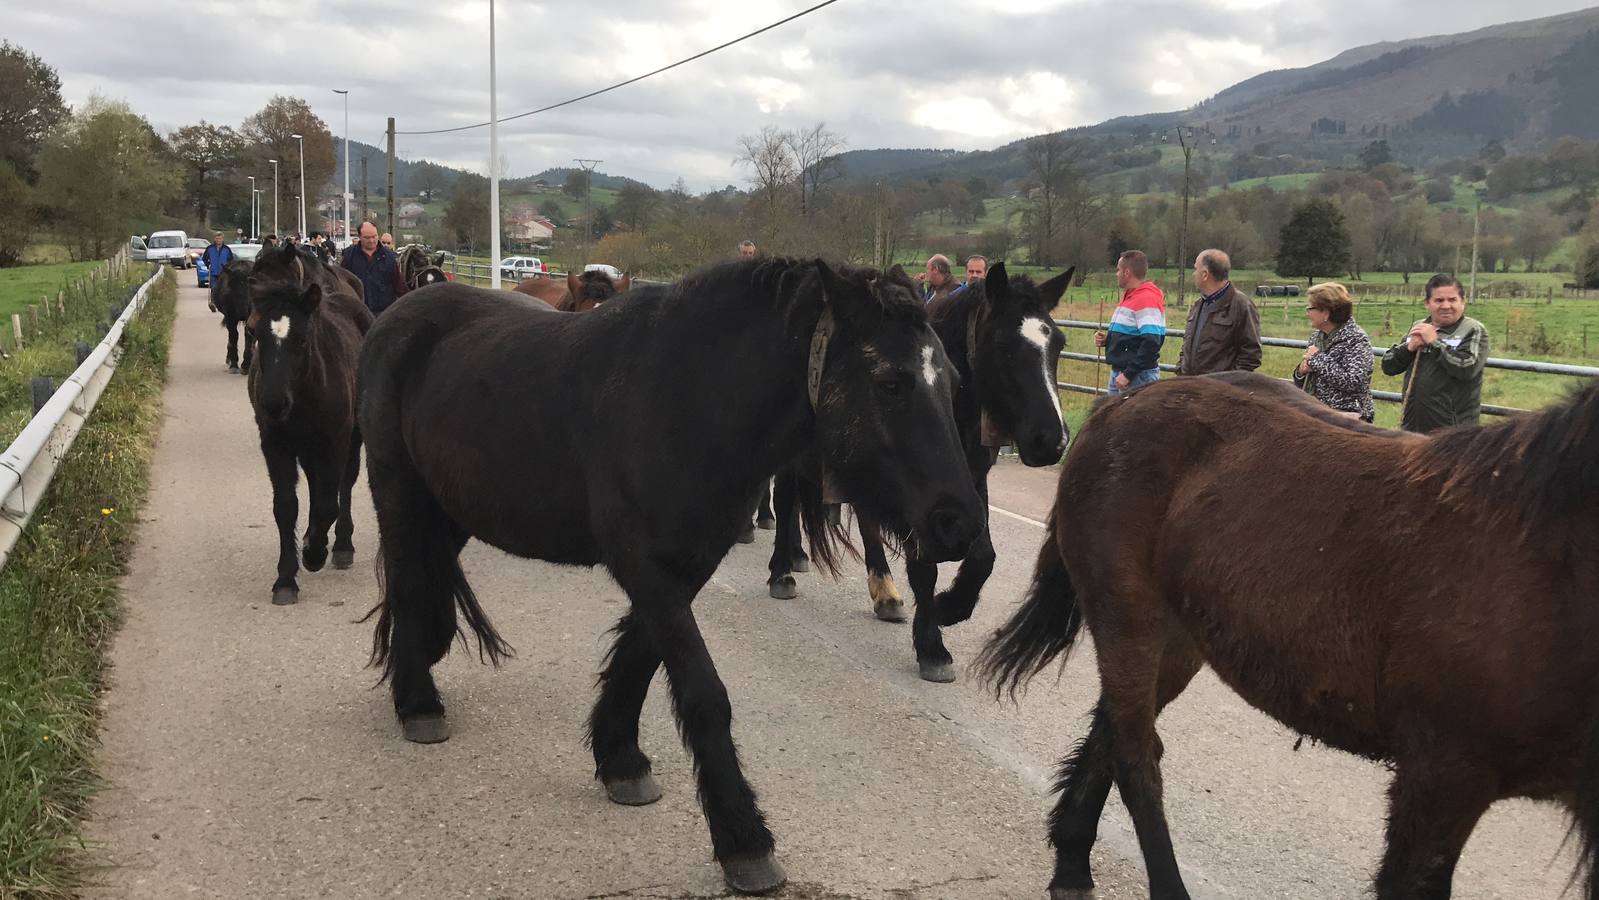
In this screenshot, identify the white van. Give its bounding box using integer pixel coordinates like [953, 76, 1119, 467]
[145, 230, 191, 267]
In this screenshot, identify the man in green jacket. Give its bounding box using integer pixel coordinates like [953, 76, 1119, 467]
[1381, 273, 1490, 433]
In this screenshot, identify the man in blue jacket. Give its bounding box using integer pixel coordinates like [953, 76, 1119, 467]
[339, 222, 409, 315]
[201, 233, 233, 311]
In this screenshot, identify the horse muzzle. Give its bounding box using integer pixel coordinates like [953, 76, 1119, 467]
[918, 496, 983, 562]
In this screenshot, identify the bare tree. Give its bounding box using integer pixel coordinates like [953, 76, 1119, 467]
[784, 123, 846, 219]
[169, 122, 245, 228]
[735, 125, 797, 218]
[1021, 133, 1090, 266]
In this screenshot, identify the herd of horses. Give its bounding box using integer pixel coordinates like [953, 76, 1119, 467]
[209, 239, 1599, 899]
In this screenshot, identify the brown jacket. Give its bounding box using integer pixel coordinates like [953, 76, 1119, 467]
[1177, 283, 1262, 375]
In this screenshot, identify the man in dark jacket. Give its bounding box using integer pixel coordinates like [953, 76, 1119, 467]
[1380, 273, 1489, 433]
[340, 222, 408, 315]
[1177, 249, 1262, 375]
[200, 233, 233, 311]
[1093, 250, 1165, 394]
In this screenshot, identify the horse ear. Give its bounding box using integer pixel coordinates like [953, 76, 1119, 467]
[298, 281, 323, 315]
[887, 263, 908, 281]
[815, 259, 862, 316]
[615, 274, 632, 292]
[985, 261, 1010, 304]
[1039, 266, 1074, 306]
[567, 272, 582, 296]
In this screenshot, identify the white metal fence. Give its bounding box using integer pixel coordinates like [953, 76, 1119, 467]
[0, 261, 167, 570]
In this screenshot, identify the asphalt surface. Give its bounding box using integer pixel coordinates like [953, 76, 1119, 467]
[83, 282, 1576, 899]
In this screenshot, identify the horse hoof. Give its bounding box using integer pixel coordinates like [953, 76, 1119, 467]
[228, 365, 240, 374]
[919, 660, 957, 683]
[402, 715, 450, 744]
[874, 600, 907, 623]
[1049, 887, 1095, 900]
[721, 853, 786, 895]
[791, 557, 810, 573]
[603, 773, 663, 806]
[271, 586, 298, 606]
[331, 549, 354, 570]
[303, 544, 328, 572]
[756, 515, 776, 530]
[768, 577, 797, 600]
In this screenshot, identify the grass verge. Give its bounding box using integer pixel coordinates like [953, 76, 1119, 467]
[0, 270, 176, 899]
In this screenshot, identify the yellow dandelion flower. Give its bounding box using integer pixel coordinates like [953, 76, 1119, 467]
[100, 507, 114, 517]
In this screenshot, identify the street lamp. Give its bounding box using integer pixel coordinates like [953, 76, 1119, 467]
[269, 159, 279, 238]
[247, 175, 256, 240]
[489, 0, 501, 289]
[290, 132, 306, 239]
[253, 189, 262, 240]
[334, 89, 350, 245]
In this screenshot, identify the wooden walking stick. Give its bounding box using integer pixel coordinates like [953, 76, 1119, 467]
[1095, 292, 1107, 394]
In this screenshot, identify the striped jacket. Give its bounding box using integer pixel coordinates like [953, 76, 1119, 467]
[1105, 281, 1167, 375]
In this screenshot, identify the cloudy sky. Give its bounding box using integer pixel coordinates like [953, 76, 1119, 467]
[9, 0, 1596, 191]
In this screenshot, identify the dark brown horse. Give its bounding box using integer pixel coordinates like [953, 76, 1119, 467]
[979, 370, 1599, 900]
[247, 243, 374, 605]
[513, 270, 631, 311]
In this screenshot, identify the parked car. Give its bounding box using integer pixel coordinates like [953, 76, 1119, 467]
[196, 254, 210, 287]
[497, 256, 546, 280]
[228, 243, 262, 262]
[186, 237, 209, 266]
[130, 235, 149, 261]
[145, 230, 191, 268]
[584, 263, 623, 281]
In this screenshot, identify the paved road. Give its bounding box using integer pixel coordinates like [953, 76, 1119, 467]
[85, 283, 1575, 899]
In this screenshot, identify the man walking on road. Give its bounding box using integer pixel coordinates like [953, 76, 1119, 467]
[1177, 249, 1262, 375]
[201, 232, 233, 312]
[340, 222, 408, 316]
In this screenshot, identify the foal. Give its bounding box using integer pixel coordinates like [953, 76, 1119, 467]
[212, 259, 256, 374]
[247, 244, 373, 605]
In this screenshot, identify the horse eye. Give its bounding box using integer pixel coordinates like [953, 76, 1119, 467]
[876, 377, 904, 397]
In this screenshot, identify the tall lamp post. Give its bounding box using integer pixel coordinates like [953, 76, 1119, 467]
[290, 133, 306, 238]
[269, 159, 280, 237]
[333, 89, 350, 244]
[488, 0, 501, 289]
[253, 189, 262, 239]
[247, 175, 256, 240]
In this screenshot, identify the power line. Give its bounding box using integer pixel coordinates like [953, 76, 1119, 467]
[395, 0, 844, 137]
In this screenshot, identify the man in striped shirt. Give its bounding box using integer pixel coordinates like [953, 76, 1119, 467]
[1094, 250, 1166, 395]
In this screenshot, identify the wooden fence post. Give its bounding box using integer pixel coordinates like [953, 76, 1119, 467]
[12, 314, 23, 350]
[29, 305, 39, 338]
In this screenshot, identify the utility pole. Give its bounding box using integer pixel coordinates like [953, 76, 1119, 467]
[490, 0, 501, 288]
[360, 156, 369, 234]
[873, 181, 884, 269]
[575, 158, 601, 265]
[1175, 127, 1196, 307]
[334, 89, 350, 244]
[270, 158, 279, 238]
[386, 117, 397, 240]
[1469, 195, 1482, 303]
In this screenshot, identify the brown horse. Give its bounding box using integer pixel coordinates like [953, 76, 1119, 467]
[978, 370, 1599, 900]
[513, 270, 631, 311]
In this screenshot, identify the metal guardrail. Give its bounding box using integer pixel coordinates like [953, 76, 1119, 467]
[0, 263, 166, 570]
[1051, 318, 1599, 417]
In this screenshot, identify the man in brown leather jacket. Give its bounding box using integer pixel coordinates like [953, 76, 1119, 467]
[1177, 249, 1262, 375]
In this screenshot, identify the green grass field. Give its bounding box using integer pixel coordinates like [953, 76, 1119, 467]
[0, 263, 101, 321]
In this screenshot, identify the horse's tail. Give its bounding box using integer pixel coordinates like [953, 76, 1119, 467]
[363, 524, 514, 683]
[1572, 714, 1599, 895]
[973, 517, 1083, 701]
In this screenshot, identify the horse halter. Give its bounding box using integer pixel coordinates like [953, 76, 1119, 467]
[806, 306, 835, 411]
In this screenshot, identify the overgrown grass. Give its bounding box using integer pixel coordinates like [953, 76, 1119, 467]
[0, 271, 175, 899]
[0, 264, 102, 321]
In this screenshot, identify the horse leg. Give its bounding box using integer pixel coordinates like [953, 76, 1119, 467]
[767, 469, 800, 599]
[756, 478, 775, 529]
[737, 486, 758, 545]
[261, 432, 300, 606]
[631, 599, 783, 894]
[935, 473, 994, 627]
[330, 430, 360, 570]
[225, 318, 240, 372]
[1049, 642, 1202, 898]
[906, 558, 954, 682]
[587, 612, 664, 806]
[300, 450, 336, 573]
[1373, 760, 1494, 900]
[373, 473, 469, 744]
[856, 511, 903, 622]
[1094, 605, 1195, 900]
[241, 329, 255, 375]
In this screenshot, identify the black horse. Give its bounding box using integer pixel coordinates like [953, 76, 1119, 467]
[767, 263, 1073, 682]
[247, 244, 373, 605]
[357, 258, 985, 895]
[212, 259, 257, 374]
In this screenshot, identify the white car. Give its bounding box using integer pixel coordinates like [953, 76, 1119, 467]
[145, 230, 191, 268]
[498, 256, 546, 280]
[228, 243, 262, 262]
[584, 263, 623, 281]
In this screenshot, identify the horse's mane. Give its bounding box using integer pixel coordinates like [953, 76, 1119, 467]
[1415, 378, 1599, 534]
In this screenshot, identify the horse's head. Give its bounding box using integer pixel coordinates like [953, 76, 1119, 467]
[566, 270, 631, 311]
[972, 262, 1072, 466]
[215, 259, 254, 316]
[247, 244, 322, 424]
[810, 260, 984, 563]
